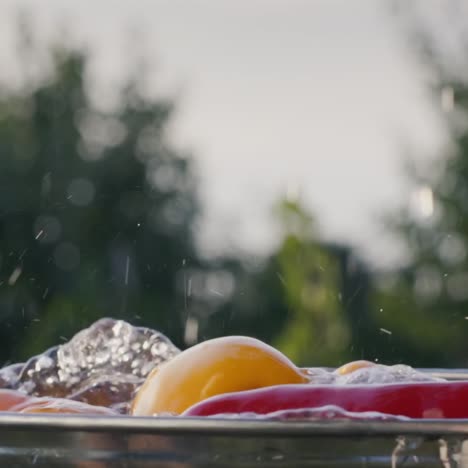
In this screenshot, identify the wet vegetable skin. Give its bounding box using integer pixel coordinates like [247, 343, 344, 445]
[0, 389, 117, 414]
[131, 336, 308, 416]
[12, 397, 117, 415]
[335, 360, 376, 375]
[183, 382, 468, 419]
[0, 389, 30, 411]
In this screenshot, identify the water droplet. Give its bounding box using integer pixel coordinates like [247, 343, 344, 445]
[67, 178, 96, 207]
[441, 86, 454, 112]
[34, 216, 62, 244]
[8, 267, 22, 286]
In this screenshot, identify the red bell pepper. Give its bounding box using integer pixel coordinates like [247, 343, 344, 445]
[183, 382, 468, 419]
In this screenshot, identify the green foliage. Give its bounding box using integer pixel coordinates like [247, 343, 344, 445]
[373, 18, 468, 367]
[371, 278, 468, 366]
[0, 46, 201, 361]
[203, 198, 371, 367]
[272, 200, 350, 366]
[0, 27, 373, 369]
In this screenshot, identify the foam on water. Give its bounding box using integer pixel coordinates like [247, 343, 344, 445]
[0, 320, 447, 416]
[1, 318, 179, 410]
[334, 364, 444, 385]
[203, 405, 411, 421]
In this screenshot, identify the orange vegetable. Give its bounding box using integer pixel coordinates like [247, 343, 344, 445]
[0, 389, 31, 411]
[131, 336, 308, 416]
[335, 360, 376, 376]
[11, 397, 117, 415]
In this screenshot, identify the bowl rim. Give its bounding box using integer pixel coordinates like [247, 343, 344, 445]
[0, 413, 468, 437]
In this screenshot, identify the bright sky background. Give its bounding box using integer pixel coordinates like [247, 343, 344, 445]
[0, 0, 448, 269]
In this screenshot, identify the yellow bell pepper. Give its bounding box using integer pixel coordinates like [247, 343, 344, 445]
[131, 335, 308, 415]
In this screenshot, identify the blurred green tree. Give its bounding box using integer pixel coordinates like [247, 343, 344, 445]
[0, 22, 373, 369]
[271, 200, 350, 366]
[372, 4, 468, 367]
[202, 198, 372, 367]
[0, 41, 201, 361]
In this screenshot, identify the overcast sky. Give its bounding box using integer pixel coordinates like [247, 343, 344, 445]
[0, 0, 447, 268]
